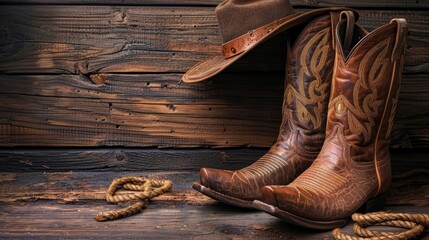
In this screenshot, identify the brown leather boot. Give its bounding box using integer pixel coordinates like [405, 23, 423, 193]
[253, 12, 408, 229]
[193, 10, 358, 208]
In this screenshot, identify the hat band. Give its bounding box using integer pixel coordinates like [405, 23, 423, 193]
[222, 13, 300, 59]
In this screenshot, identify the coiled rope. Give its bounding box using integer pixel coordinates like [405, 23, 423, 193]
[332, 212, 429, 240]
[95, 176, 173, 221]
[333, 168, 429, 240]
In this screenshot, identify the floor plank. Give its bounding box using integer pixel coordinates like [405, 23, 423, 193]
[1, 201, 428, 239]
[0, 202, 337, 239]
[0, 171, 428, 239]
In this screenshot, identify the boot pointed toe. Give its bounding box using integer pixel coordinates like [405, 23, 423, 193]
[261, 186, 279, 207]
[199, 167, 211, 187]
[198, 167, 234, 192]
[261, 185, 306, 211]
[270, 186, 304, 210]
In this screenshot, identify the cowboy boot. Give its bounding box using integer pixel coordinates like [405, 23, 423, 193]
[253, 12, 408, 229]
[193, 10, 358, 208]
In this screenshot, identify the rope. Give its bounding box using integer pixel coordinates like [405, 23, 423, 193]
[332, 168, 429, 240]
[95, 176, 173, 222]
[332, 212, 429, 240]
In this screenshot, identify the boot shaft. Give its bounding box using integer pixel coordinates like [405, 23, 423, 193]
[328, 15, 408, 162]
[274, 11, 355, 153]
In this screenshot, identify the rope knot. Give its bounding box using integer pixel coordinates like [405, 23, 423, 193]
[95, 176, 173, 221]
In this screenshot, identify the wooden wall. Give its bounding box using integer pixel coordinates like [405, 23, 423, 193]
[0, 0, 428, 171]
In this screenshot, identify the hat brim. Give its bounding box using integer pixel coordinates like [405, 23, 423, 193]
[182, 7, 355, 83]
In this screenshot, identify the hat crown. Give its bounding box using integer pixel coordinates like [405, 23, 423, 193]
[216, 0, 295, 42]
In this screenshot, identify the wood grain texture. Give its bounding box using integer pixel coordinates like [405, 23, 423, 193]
[0, 73, 283, 147]
[0, 171, 200, 202]
[0, 6, 427, 74]
[0, 201, 321, 239]
[1, 171, 427, 204]
[0, 171, 427, 239]
[0, 149, 266, 171]
[0, 202, 427, 240]
[0, 0, 427, 8]
[0, 5, 285, 74]
[0, 149, 427, 172]
[0, 73, 428, 148]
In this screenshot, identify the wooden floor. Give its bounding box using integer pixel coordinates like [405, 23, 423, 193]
[1, 170, 428, 239]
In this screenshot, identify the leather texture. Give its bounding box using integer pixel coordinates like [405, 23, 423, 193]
[197, 12, 347, 205]
[216, 0, 295, 42]
[260, 13, 408, 222]
[222, 13, 300, 58]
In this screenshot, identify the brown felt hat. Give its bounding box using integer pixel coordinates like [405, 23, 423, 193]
[182, 0, 353, 83]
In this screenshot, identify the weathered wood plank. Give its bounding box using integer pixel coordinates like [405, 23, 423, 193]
[0, 149, 427, 172]
[0, 73, 283, 147]
[0, 0, 427, 9]
[0, 201, 303, 239]
[0, 171, 427, 239]
[1, 171, 428, 205]
[0, 149, 265, 171]
[0, 6, 427, 74]
[0, 171, 201, 203]
[1, 73, 429, 148]
[0, 5, 286, 74]
[0, 201, 427, 240]
[394, 74, 429, 148]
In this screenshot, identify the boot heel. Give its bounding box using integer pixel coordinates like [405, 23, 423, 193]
[358, 193, 387, 213]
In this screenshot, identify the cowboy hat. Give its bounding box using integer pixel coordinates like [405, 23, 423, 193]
[182, 0, 355, 83]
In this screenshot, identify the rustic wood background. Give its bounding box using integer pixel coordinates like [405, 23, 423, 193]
[0, 0, 428, 170]
[0, 2, 428, 239]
